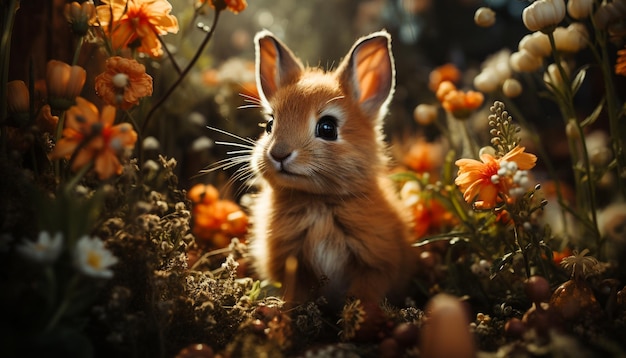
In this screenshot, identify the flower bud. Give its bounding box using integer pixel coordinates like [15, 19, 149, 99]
[5, 80, 31, 127]
[473, 70, 500, 93]
[518, 32, 551, 58]
[46, 60, 86, 111]
[502, 78, 523, 98]
[553, 24, 588, 53]
[413, 103, 438, 125]
[565, 120, 579, 140]
[510, 49, 543, 73]
[64, 1, 96, 36]
[7, 80, 29, 114]
[420, 294, 475, 358]
[543, 61, 570, 91]
[522, 0, 566, 33]
[474, 7, 496, 27]
[567, 0, 593, 19]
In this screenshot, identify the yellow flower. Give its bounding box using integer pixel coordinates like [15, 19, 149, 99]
[198, 0, 248, 14]
[45, 60, 86, 110]
[64, 1, 97, 36]
[522, 0, 566, 33]
[96, 0, 179, 58]
[455, 146, 537, 209]
[616, 47, 626, 77]
[95, 56, 153, 110]
[49, 97, 137, 180]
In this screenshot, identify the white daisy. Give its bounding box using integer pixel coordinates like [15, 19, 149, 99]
[74, 236, 118, 279]
[16, 231, 64, 264]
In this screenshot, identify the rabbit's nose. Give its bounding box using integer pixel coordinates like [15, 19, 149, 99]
[270, 150, 291, 163]
[269, 143, 292, 162]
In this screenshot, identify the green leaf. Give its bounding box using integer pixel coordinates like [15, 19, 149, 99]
[571, 65, 589, 96]
[490, 251, 517, 278]
[580, 97, 605, 128]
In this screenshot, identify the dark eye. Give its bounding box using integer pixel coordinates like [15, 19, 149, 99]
[316, 115, 338, 140]
[265, 119, 274, 134]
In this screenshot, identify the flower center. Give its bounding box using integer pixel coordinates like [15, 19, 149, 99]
[87, 250, 102, 269]
[112, 73, 129, 89]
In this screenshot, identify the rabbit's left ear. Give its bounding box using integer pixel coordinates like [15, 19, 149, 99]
[337, 31, 395, 119]
[255, 30, 304, 104]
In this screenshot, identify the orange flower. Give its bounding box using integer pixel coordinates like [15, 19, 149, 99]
[49, 97, 137, 179]
[45, 60, 86, 110]
[188, 183, 248, 248]
[441, 89, 484, 119]
[429, 63, 461, 92]
[616, 46, 626, 76]
[95, 56, 153, 110]
[403, 138, 444, 174]
[455, 146, 537, 209]
[198, 0, 248, 14]
[401, 181, 456, 239]
[96, 0, 179, 58]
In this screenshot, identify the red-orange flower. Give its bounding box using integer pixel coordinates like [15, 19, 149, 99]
[403, 138, 444, 174]
[455, 146, 537, 209]
[49, 97, 137, 179]
[429, 63, 461, 92]
[95, 56, 153, 109]
[96, 0, 179, 58]
[616, 46, 626, 76]
[197, 0, 248, 14]
[436, 81, 484, 119]
[188, 184, 248, 248]
[401, 181, 457, 239]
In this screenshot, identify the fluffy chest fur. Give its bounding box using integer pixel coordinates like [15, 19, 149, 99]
[249, 180, 413, 305]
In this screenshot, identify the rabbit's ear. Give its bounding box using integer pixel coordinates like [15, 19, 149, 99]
[255, 30, 304, 104]
[337, 31, 395, 119]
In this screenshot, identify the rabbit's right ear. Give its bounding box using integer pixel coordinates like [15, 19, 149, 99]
[255, 30, 304, 104]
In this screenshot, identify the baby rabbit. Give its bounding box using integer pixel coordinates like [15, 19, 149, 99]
[248, 30, 415, 308]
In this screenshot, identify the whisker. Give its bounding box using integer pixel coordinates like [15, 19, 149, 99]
[325, 95, 345, 105]
[215, 141, 255, 150]
[237, 104, 262, 110]
[239, 92, 262, 104]
[226, 149, 253, 155]
[206, 126, 257, 145]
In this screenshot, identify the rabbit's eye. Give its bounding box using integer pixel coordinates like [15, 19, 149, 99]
[265, 119, 274, 134]
[316, 115, 338, 140]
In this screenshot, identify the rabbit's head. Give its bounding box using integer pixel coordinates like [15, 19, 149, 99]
[252, 30, 395, 195]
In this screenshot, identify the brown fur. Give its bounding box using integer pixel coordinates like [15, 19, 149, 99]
[248, 30, 416, 307]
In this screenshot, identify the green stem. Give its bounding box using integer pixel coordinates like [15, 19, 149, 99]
[156, 31, 182, 76]
[590, 11, 626, 200]
[504, 97, 569, 239]
[139, 8, 222, 161]
[64, 160, 93, 194]
[72, 35, 84, 66]
[0, 0, 19, 158]
[43, 274, 81, 333]
[548, 31, 600, 244]
[54, 111, 66, 179]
